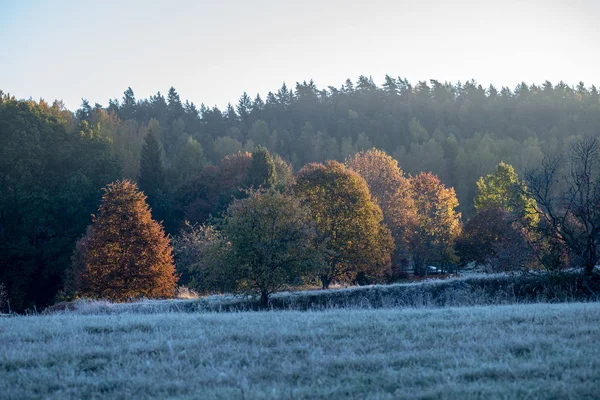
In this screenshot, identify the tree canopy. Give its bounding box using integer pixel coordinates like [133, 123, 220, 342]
[0, 96, 120, 311]
[474, 162, 538, 227]
[346, 149, 416, 262]
[3, 75, 600, 309]
[409, 172, 462, 274]
[219, 190, 323, 305]
[295, 161, 394, 287]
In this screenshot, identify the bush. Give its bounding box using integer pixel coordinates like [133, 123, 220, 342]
[172, 222, 230, 295]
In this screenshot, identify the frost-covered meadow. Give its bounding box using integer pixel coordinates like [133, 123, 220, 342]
[2, 302, 600, 399]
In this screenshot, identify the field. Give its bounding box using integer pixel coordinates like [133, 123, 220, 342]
[2, 302, 600, 399]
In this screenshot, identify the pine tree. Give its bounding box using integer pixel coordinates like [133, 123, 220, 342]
[139, 132, 165, 197]
[72, 180, 178, 301]
[120, 87, 137, 120]
[167, 86, 184, 120]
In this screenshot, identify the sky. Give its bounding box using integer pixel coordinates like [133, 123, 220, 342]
[1, 0, 599, 110]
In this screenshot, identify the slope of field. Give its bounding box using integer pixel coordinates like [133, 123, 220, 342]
[2, 302, 599, 399]
[46, 271, 600, 315]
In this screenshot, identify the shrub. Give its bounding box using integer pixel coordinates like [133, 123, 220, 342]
[173, 222, 229, 295]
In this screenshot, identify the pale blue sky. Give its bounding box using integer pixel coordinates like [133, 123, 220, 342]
[2, 0, 599, 110]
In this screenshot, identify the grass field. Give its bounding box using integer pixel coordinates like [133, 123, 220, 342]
[2, 302, 600, 399]
[42, 271, 600, 315]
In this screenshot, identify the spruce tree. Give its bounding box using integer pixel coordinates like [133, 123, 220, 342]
[139, 132, 165, 197]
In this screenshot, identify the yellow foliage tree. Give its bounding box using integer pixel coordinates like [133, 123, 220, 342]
[295, 161, 394, 288]
[409, 172, 462, 275]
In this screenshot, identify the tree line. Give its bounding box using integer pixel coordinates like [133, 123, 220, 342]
[1, 76, 599, 311]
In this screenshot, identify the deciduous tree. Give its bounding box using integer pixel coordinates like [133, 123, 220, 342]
[346, 149, 417, 263]
[295, 161, 394, 288]
[72, 180, 178, 301]
[409, 172, 461, 275]
[526, 137, 600, 275]
[475, 162, 538, 227]
[219, 190, 323, 305]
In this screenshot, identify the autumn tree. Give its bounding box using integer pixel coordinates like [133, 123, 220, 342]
[346, 149, 417, 264]
[72, 180, 178, 301]
[409, 172, 461, 275]
[213, 151, 253, 216]
[219, 190, 323, 305]
[295, 161, 394, 288]
[219, 151, 252, 189]
[0, 97, 120, 311]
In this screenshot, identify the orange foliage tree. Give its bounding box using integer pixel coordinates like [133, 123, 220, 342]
[72, 180, 178, 301]
[346, 149, 417, 266]
[409, 172, 462, 275]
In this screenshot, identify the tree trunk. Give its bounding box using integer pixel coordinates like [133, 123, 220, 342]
[585, 258, 595, 276]
[585, 242, 596, 276]
[260, 291, 269, 308]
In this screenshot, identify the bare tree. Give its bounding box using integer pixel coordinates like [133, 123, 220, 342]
[525, 137, 600, 275]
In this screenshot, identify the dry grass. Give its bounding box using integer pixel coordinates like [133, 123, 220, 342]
[46, 272, 600, 315]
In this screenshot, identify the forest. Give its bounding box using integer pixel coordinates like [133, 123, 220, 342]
[1, 76, 600, 312]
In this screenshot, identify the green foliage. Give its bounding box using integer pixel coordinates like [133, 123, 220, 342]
[5, 76, 600, 310]
[295, 161, 394, 287]
[0, 97, 121, 311]
[138, 132, 165, 196]
[218, 190, 324, 305]
[272, 154, 295, 192]
[474, 162, 538, 227]
[246, 145, 277, 189]
[213, 136, 243, 162]
[174, 137, 206, 183]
